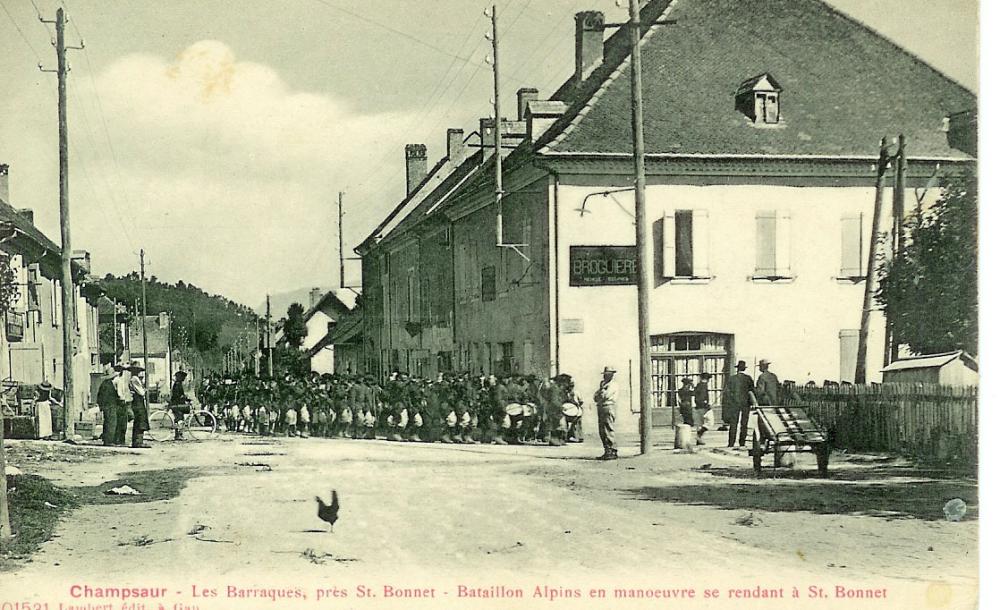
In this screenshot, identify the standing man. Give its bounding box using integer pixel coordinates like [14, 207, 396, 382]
[593, 366, 618, 460]
[96, 364, 122, 446]
[693, 372, 714, 445]
[128, 363, 150, 449]
[723, 360, 755, 448]
[168, 371, 192, 441]
[755, 359, 780, 406]
[112, 361, 132, 446]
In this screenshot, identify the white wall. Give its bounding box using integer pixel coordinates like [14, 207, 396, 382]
[304, 311, 333, 352]
[555, 182, 919, 429]
[311, 345, 335, 375]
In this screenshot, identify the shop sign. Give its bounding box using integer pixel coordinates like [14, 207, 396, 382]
[569, 246, 637, 286]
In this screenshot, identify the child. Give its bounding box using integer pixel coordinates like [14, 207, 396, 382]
[241, 404, 253, 433]
[298, 404, 311, 438]
[285, 405, 298, 437]
[339, 404, 353, 438]
[315, 406, 328, 438]
[256, 405, 269, 436]
[268, 406, 278, 435]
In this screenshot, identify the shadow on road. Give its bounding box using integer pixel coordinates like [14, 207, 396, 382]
[628, 469, 978, 521]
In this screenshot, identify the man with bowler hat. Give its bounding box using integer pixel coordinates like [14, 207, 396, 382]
[723, 360, 755, 448]
[594, 366, 619, 460]
[755, 359, 780, 406]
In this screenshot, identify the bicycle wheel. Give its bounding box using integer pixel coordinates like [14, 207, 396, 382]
[147, 410, 176, 442]
[187, 410, 218, 440]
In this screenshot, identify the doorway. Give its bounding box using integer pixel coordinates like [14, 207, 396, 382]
[650, 332, 731, 427]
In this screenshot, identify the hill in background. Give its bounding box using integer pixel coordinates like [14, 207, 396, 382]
[99, 273, 259, 372]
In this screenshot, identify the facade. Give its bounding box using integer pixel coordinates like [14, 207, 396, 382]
[1, 164, 103, 436]
[358, 0, 976, 429]
[299, 288, 357, 374]
[126, 313, 173, 397]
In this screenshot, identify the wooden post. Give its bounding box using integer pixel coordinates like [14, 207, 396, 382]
[0, 323, 11, 542]
[889, 135, 906, 362]
[855, 138, 890, 384]
[628, 0, 654, 454]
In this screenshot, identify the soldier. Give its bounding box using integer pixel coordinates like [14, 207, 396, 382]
[538, 374, 565, 446]
[594, 366, 619, 460]
[562, 375, 585, 443]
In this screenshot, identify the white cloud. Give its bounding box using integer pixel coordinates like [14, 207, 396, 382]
[70, 40, 418, 304]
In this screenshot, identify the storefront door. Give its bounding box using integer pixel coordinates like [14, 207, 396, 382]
[650, 333, 731, 427]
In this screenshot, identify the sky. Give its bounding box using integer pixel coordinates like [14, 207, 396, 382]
[0, 0, 979, 307]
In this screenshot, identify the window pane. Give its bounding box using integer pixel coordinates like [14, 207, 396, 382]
[675, 210, 693, 277]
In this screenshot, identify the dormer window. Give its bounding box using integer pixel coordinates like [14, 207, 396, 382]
[736, 73, 782, 125]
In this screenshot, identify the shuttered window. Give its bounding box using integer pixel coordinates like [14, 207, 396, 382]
[840, 213, 864, 277]
[755, 210, 792, 277]
[662, 210, 710, 278]
[839, 329, 860, 383]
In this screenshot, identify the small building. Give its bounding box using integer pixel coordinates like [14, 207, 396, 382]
[307, 311, 363, 376]
[127, 313, 173, 398]
[881, 351, 978, 387]
[297, 288, 357, 374]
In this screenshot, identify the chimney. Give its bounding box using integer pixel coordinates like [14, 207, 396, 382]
[309, 287, 322, 307]
[404, 144, 428, 196]
[575, 11, 605, 83]
[16, 209, 34, 225]
[71, 250, 92, 274]
[0, 164, 9, 203]
[527, 100, 569, 142]
[158, 312, 169, 330]
[516, 88, 539, 121]
[446, 128, 465, 163]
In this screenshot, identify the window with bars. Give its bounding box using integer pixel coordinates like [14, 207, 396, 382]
[481, 266, 496, 302]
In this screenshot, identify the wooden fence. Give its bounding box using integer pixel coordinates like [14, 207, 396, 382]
[780, 383, 978, 467]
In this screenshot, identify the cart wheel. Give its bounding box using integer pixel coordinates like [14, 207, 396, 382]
[751, 430, 762, 475]
[816, 442, 831, 478]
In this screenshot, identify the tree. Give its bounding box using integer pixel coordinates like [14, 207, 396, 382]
[282, 303, 308, 349]
[877, 169, 977, 356]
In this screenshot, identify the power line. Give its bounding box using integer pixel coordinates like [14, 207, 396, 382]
[311, 0, 486, 65]
[2, 1, 43, 63]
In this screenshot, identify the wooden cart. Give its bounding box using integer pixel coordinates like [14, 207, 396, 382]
[750, 406, 831, 477]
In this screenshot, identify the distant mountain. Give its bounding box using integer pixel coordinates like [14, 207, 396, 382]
[256, 285, 356, 318]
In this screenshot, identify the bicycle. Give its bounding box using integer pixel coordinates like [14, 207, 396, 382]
[147, 404, 218, 441]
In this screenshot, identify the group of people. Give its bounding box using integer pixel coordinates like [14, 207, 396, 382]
[721, 358, 781, 448]
[197, 369, 597, 449]
[95, 360, 150, 448]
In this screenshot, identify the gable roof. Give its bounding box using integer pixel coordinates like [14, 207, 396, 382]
[303, 289, 357, 322]
[538, 0, 975, 159]
[882, 351, 978, 373]
[357, 155, 452, 252]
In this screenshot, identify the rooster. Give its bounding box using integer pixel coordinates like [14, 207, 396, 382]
[315, 490, 340, 532]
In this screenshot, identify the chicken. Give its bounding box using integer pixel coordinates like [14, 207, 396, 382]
[315, 490, 339, 532]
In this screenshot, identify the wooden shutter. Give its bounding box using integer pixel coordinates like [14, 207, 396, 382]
[775, 211, 792, 277]
[692, 210, 710, 277]
[839, 329, 860, 383]
[755, 211, 777, 275]
[840, 213, 863, 277]
[661, 211, 676, 278]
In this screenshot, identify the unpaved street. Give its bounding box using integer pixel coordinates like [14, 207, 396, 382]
[0, 433, 978, 609]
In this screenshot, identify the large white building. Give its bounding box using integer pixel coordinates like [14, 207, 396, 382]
[359, 0, 976, 428]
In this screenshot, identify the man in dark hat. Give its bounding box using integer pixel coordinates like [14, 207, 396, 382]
[168, 370, 192, 440]
[723, 360, 756, 448]
[97, 363, 123, 446]
[128, 362, 150, 448]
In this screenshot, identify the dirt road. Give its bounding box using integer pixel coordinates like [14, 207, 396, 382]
[0, 432, 978, 609]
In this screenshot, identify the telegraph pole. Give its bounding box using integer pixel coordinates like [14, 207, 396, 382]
[139, 250, 149, 406]
[855, 138, 890, 384]
[40, 8, 84, 437]
[491, 4, 504, 248]
[338, 192, 346, 289]
[627, 0, 654, 454]
[887, 134, 907, 364]
[265, 295, 273, 377]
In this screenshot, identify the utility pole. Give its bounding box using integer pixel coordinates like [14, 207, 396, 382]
[40, 8, 84, 438]
[888, 134, 907, 364]
[1, 325, 12, 542]
[855, 138, 890, 384]
[254, 317, 261, 377]
[266, 295, 273, 377]
[628, 0, 654, 454]
[139, 250, 149, 407]
[338, 192, 346, 289]
[490, 4, 504, 248]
